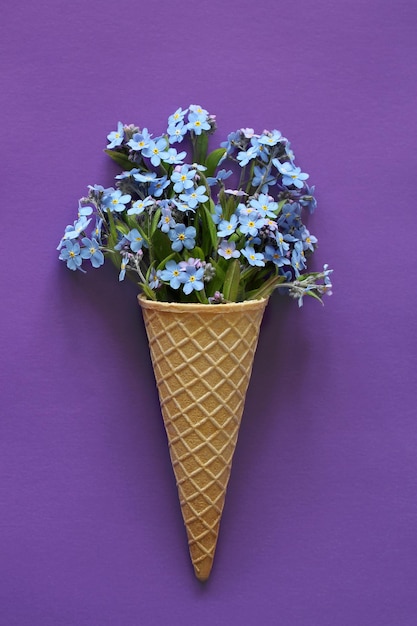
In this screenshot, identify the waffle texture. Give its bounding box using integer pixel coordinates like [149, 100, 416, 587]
[139, 296, 268, 581]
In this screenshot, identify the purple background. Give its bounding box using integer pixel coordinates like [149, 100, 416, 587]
[1, 0, 416, 624]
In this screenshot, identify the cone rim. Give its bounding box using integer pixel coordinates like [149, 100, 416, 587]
[138, 294, 269, 314]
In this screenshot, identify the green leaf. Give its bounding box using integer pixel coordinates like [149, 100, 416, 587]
[205, 148, 227, 177]
[246, 274, 286, 300]
[139, 283, 157, 301]
[194, 132, 209, 163]
[104, 149, 135, 171]
[199, 204, 218, 257]
[151, 228, 173, 265]
[223, 258, 241, 302]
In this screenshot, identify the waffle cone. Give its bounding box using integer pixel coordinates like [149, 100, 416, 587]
[138, 295, 268, 581]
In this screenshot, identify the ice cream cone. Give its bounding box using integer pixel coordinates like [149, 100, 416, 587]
[138, 295, 268, 581]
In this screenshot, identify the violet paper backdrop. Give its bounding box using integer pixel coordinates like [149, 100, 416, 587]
[1, 0, 416, 624]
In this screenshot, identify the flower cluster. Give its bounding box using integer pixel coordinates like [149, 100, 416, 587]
[58, 105, 332, 305]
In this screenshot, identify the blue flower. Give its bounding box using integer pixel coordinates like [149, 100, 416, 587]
[142, 137, 168, 166]
[91, 218, 103, 243]
[299, 184, 317, 214]
[127, 128, 152, 151]
[206, 169, 233, 187]
[249, 194, 278, 218]
[159, 260, 184, 290]
[80, 237, 104, 268]
[149, 176, 170, 198]
[127, 197, 154, 215]
[168, 224, 196, 252]
[264, 245, 291, 268]
[275, 230, 297, 255]
[300, 227, 318, 252]
[132, 170, 157, 184]
[217, 214, 238, 237]
[107, 122, 124, 149]
[57, 215, 92, 249]
[167, 121, 188, 144]
[119, 254, 129, 281]
[251, 165, 275, 193]
[158, 207, 176, 233]
[171, 165, 195, 193]
[59, 240, 83, 271]
[239, 214, 266, 237]
[161, 148, 187, 165]
[236, 145, 258, 167]
[258, 130, 282, 147]
[291, 242, 307, 277]
[168, 107, 188, 126]
[273, 160, 309, 189]
[241, 246, 265, 267]
[105, 190, 132, 212]
[187, 111, 210, 135]
[182, 265, 205, 294]
[180, 185, 208, 209]
[220, 130, 241, 155]
[218, 240, 240, 260]
[126, 229, 145, 253]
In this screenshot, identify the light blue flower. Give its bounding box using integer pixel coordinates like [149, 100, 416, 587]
[249, 194, 278, 218]
[182, 265, 205, 294]
[258, 130, 282, 147]
[59, 240, 83, 271]
[236, 145, 258, 167]
[211, 203, 224, 225]
[206, 169, 233, 187]
[300, 227, 318, 252]
[105, 190, 132, 212]
[299, 184, 317, 214]
[241, 246, 265, 267]
[168, 224, 196, 252]
[275, 231, 297, 255]
[273, 160, 309, 189]
[168, 107, 188, 126]
[149, 176, 170, 198]
[119, 254, 129, 281]
[77, 202, 93, 217]
[92, 218, 103, 243]
[126, 229, 145, 253]
[115, 168, 140, 180]
[291, 242, 307, 277]
[58, 215, 92, 248]
[127, 128, 152, 151]
[80, 237, 104, 268]
[107, 122, 124, 149]
[180, 185, 208, 209]
[239, 214, 266, 237]
[167, 121, 188, 144]
[133, 170, 157, 184]
[250, 137, 270, 163]
[220, 130, 241, 155]
[187, 111, 210, 135]
[217, 214, 238, 237]
[161, 148, 187, 165]
[171, 165, 195, 193]
[158, 207, 176, 232]
[142, 137, 168, 166]
[172, 198, 193, 213]
[159, 260, 184, 290]
[264, 245, 291, 267]
[127, 197, 154, 215]
[251, 165, 275, 193]
[218, 240, 240, 260]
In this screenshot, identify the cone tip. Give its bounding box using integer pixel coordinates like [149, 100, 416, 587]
[194, 559, 213, 583]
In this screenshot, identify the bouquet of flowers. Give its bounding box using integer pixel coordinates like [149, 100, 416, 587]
[57, 105, 333, 581]
[57, 104, 332, 306]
